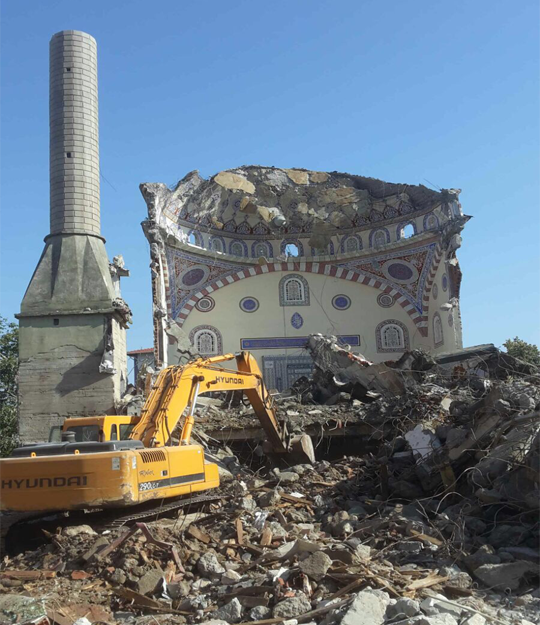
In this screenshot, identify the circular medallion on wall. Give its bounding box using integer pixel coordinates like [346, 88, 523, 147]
[291, 312, 304, 329]
[195, 296, 215, 313]
[432, 283, 439, 299]
[448, 313, 454, 327]
[239, 297, 259, 313]
[178, 264, 210, 290]
[382, 260, 419, 285]
[332, 295, 351, 311]
[377, 293, 394, 308]
[442, 274, 448, 291]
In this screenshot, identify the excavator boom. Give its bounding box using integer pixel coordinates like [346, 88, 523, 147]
[129, 351, 314, 462]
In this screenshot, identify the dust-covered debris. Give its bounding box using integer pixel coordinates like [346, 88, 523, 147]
[1, 338, 539, 624]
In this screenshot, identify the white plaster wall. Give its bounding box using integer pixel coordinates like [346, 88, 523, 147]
[176, 271, 432, 364]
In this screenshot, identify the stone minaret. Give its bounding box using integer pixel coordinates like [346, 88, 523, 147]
[17, 31, 130, 443]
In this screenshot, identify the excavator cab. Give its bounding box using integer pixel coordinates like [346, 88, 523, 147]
[48, 416, 141, 443]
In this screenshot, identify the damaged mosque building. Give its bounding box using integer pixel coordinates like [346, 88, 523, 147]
[141, 166, 469, 390]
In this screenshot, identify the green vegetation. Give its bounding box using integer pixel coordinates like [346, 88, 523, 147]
[0, 316, 19, 456]
[503, 336, 540, 366]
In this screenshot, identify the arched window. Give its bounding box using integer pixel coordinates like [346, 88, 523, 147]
[279, 274, 310, 306]
[398, 223, 416, 239]
[197, 330, 216, 354]
[210, 238, 223, 253]
[190, 325, 223, 356]
[187, 230, 203, 247]
[376, 320, 410, 353]
[230, 241, 244, 257]
[372, 229, 388, 248]
[285, 243, 299, 257]
[383, 324, 404, 349]
[254, 242, 270, 258]
[286, 278, 303, 302]
[424, 214, 438, 231]
[280, 239, 304, 256]
[345, 236, 360, 253]
[433, 313, 444, 346]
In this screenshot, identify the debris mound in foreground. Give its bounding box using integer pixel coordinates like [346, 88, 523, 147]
[1, 338, 539, 625]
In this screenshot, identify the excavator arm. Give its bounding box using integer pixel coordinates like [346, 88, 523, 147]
[129, 352, 314, 462]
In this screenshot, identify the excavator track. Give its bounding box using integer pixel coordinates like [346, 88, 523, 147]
[2, 493, 225, 556]
[101, 493, 224, 527]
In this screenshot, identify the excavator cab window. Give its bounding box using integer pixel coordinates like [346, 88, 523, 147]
[49, 425, 62, 443]
[119, 423, 135, 440]
[66, 425, 100, 442]
[110, 424, 118, 441]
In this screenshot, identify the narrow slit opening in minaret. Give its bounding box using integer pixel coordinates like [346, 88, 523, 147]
[53, 319, 59, 326]
[66, 152, 72, 158]
[66, 67, 71, 72]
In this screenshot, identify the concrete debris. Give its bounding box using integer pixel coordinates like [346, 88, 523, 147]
[341, 589, 390, 625]
[212, 597, 243, 623]
[272, 594, 312, 618]
[298, 551, 333, 581]
[1, 338, 539, 624]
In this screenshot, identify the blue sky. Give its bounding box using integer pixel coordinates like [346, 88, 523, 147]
[1, 0, 539, 351]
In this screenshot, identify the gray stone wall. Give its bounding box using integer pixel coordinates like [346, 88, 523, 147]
[18, 315, 117, 442]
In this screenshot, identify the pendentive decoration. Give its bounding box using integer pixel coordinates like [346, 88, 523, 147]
[195, 296, 215, 313]
[382, 260, 418, 284]
[377, 293, 394, 308]
[432, 283, 439, 299]
[179, 264, 210, 289]
[239, 297, 259, 313]
[291, 312, 304, 329]
[332, 295, 351, 310]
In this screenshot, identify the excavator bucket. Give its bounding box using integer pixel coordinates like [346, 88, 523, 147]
[262, 433, 315, 465]
[290, 434, 316, 464]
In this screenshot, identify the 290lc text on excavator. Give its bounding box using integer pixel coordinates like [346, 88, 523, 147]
[0, 352, 314, 517]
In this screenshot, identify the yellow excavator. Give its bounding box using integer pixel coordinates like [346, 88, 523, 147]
[0, 352, 314, 515]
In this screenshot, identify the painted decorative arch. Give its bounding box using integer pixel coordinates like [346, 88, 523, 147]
[208, 235, 226, 253]
[423, 213, 440, 231]
[433, 312, 444, 347]
[228, 239, 248, 257]
[340, 234, 363, 254]
[251, 240, 274, 259]
[369, 228, 390, 248]
[310, 240, 335, 257]
[170, 259, 443, 336]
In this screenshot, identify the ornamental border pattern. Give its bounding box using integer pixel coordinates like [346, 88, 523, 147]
[166, 202, 438, 240]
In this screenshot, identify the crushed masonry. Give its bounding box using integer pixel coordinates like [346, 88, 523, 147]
[1, 336, 539, 625]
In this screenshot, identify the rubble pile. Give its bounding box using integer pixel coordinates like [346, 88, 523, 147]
[1, 338, 539, 625]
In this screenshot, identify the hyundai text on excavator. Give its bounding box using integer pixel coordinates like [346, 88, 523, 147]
[0, 352, 314, 516]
